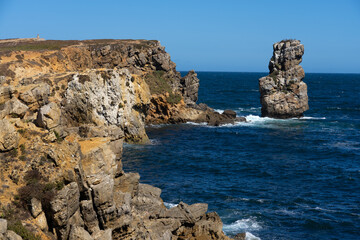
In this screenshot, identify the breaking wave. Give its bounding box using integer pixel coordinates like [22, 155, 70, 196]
[164, 202, 178, 209]
[223, 218, 262, 235]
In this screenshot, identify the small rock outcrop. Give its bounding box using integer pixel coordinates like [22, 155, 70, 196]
[259, 39, 309, 118]
[180, 70, 200, 106]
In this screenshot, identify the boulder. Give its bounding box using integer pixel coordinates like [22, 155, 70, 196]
[5, 230, 23, 240]
[234, 233, 246, 240]
[0, 119, 20, 152]
[19, 83, 50, 105]
[259, 40, 308, 118]
[69, 226, 93, 240]
[36, 102, 61, 129]
[34, 212, 48, 231]
[92, 229, 112, 240]
[30, 198, 42, 218]
[132, 183, 163, 216]
[222, 109, 237, 119]
[0, 98, 29, 119]
[0, 86, 14, 104]
[161, 202, 208, 224]
[0, 218, 7, 235]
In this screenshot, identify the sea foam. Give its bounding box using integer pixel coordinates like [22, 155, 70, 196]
[223, 218, 262, 234]
[164, 202, 178, 209]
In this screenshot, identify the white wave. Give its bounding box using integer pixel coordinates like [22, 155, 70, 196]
[214, 109, 224, 114]
[185, 122, 208, 126]
[245, 232, 261, 240]
[237, 107, 261, 112]
[313, 207, 337, 213]
[223, 218, 262, 234]
[297, 116, 326, 120]
[164, 202, 178, 209]
[240, 114, 326, 127]
[276, 209, 296, 216]
[149, 139, 160, 145]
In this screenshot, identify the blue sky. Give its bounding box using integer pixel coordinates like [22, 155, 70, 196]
[0, 0, 359, 73]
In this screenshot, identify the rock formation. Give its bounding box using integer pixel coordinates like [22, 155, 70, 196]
[0, 39, 234, 239]
[259, 39, 309, 118]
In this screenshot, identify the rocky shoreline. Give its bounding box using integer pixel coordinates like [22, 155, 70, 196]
[0, 39, 240, 240]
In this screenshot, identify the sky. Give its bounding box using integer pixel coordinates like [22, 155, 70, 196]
[0, 0, 359, 73]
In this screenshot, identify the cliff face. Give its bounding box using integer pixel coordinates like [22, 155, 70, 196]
[259, 40, 309, 118]
[0, 39, 201, 143]
[0, 39, 232, 240]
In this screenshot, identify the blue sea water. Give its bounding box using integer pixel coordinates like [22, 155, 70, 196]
[122, 72, 360, 240]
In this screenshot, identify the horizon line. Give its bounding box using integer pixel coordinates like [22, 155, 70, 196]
[178, 70, 360, 74]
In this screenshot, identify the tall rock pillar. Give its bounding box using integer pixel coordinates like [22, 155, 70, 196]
[259, 40, 308, 118]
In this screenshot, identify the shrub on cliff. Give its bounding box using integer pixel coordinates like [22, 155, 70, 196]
[16, 169, 63, 214]
[7, 220, 41, 240]
[167, 92, 182, 105]
[145, 70, 173, 95]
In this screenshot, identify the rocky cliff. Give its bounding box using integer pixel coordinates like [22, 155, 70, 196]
[259, 39, 309, 118]
[0, 39, 233, 240]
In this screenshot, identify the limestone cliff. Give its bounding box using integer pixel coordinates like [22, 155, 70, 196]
[0, 39, 232, 240]
[259, 39, 309, 118]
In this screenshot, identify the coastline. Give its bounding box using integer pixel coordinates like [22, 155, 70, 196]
[0, 38, 235, 240]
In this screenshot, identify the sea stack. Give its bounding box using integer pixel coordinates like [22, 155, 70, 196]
[259, 39, 309, 118]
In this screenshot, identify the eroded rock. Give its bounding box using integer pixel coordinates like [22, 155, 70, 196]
[0, 97, 29, 119]
[0, 218, 7, 235]
[0, 119, 20, 152]
[36, 102, 61, 129]
[259, 40, 309, 118]
[181, 70, 200, 106]
[30, 198, 42, 218]
[50, 182, 80, 239]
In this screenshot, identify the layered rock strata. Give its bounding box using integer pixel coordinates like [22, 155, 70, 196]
[0, 39, 234, 239]
[259, 39, 309, 118]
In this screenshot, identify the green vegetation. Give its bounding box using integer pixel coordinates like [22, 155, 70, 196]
[10, 148, 18, 157]
[0, 206, 15, 219]
[269, 70, 279, 81]
[144, 71, 183, 105]
[144, 71, 184, 105]
[7, 220, 41, 240]
[1, 206, 40, 240]
[144, 71, 172, 94]
[16, 169, 64, 215]
[0, 40, 76, 52]
[19, 144, 25, 154]
[167, 92, 182, 105]
[53, 130, 63, 143]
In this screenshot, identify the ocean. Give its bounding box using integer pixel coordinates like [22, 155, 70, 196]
[122, 72, 360, 240]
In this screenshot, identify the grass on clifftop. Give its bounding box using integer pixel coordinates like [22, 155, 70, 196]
[0, 39, 159, 52]
[0, 40, 78, 52]
[144, 71, 182, 104]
